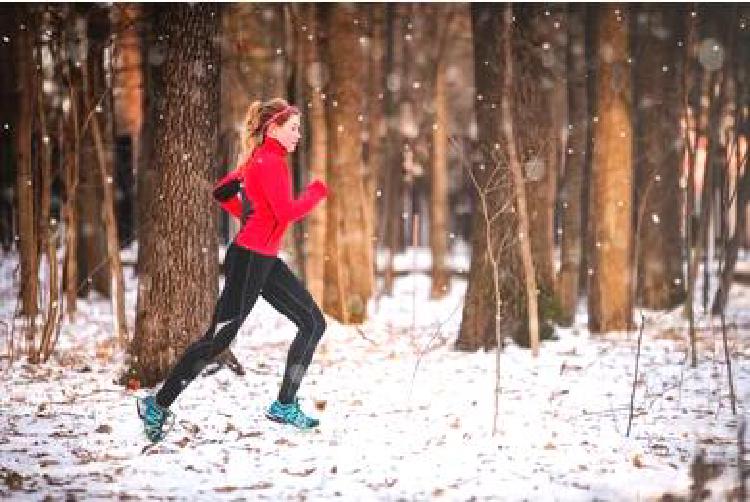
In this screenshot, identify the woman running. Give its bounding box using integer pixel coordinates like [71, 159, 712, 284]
[137, 98, 329, 442]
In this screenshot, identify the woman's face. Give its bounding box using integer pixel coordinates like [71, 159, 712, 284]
[269, 113, 301, 153]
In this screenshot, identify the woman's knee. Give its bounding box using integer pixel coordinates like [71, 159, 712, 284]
[311, 307, 326, 338]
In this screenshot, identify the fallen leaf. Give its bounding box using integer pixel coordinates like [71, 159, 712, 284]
[632, 454, 643, 468]
[214, 486, 238, 493]
[281, 467, 316, 477]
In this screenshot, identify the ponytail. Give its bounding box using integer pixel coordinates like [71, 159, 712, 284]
[241, 100, 263, 162]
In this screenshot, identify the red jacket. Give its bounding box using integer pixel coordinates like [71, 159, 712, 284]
[214, 137, 328, 256]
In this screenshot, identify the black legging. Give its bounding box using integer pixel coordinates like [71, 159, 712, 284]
[155, 243, 327, 408]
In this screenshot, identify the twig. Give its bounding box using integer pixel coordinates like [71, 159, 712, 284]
[719, 310, 736, 415]
[408, 299, 463, 398]
[627, 313, 646, 437]
[355, 326, 377, 346]
[739, 417, 747, 501]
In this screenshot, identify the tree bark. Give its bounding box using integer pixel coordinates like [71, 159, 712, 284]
[320, 4, 373, 324]
[131, 4, 221, 386]
[15, 7, 38, 318]
[588, 5, 633, 332]
[634, 5, 686, 310]
[559, 4, 587, 325]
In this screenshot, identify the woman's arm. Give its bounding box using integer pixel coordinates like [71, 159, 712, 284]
[259, 158, 328, 223]
[213, 170, 244, 219]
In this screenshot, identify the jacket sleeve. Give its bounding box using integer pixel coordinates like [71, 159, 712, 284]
[259, 158, 327, 224]
[213, 170, 243, 219]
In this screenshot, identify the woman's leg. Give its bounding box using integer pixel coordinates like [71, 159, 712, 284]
[261, 259, 327, 404]
[155, 247, 275, 408]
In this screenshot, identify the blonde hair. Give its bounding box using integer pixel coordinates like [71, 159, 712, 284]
[241, 98, 298, 160]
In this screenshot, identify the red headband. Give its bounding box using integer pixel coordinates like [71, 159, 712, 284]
[261, 105, 299, 134]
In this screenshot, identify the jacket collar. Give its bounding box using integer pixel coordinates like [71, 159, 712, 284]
[261, 136, 288, 156]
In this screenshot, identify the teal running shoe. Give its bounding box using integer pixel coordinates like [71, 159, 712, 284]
[136, 395, 175, 443]
[265, 398, 320, 430]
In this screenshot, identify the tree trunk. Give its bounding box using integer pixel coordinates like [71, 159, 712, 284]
[131, 4, 221, 386]
[457, 4, 498, 351]
[297, 4, 328, 307]
[76, 6, 109, 298]
[111, 4, 143, 250]
[15, 7, 38, 318]
[382, 4, 405, 296]
[512, 6, 558, 325]
[34, 20, 55, 364]
[0, 10, 18, 252]
[62, 14, 81, 321]
[712, 165, 749, 313]
[457, 5, 525, 351]
[430, 57, 450, 299]
[502, 5, 541, 356]
[712, 4, 750, 313]
[367, 5, 385, 295]
[320, 4, 372, 324]
[633, 6, 686, 310]
[559, 4, 587, 325]
[85, 6, 128, 345]
[588, 5, 633, 333]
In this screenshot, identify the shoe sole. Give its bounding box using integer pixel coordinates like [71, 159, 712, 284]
[265, 412, 319, 429]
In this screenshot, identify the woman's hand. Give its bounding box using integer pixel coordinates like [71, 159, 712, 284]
[308, 180, 329, 199]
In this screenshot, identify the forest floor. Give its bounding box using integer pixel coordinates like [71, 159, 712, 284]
[1, 246, 749, 501]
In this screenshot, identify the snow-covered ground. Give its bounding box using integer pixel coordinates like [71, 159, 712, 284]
[1, 245, 748, 500]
